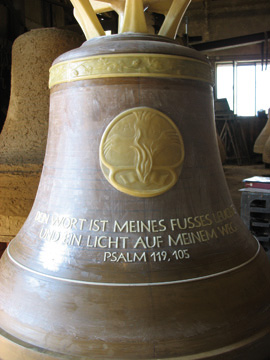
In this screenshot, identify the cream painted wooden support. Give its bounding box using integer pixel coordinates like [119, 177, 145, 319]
[90, 1, 125, 33]
[158, 0, 191, 38]
[70, 0, 105, 39]
[121, 0, 148, 33]
[90, 0, 113, 13]
[73, 0, 192, 39]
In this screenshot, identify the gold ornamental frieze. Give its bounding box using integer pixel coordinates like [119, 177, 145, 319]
[99, 107, 185, 197]
[49, 53, 213, 88]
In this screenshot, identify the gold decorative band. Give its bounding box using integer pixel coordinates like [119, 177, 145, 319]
[49, 53, 213, 88]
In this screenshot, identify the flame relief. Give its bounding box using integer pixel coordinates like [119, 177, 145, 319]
[100, 107, 184, 197]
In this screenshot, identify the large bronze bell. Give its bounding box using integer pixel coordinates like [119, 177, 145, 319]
[1, 1, 270, 359]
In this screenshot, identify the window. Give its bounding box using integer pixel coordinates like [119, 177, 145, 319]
[236, 63, 256, 116]
[216, 62, 270, 116]
[216, 63, 234, 111]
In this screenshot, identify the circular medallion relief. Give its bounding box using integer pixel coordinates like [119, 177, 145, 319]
[99, 107, 185, 197]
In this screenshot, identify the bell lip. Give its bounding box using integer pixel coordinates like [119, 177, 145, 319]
[51, 33, 210, 67]
[1, 326, 270, 360]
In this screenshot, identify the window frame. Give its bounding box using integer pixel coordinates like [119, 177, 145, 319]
[215, 60, 269, 116]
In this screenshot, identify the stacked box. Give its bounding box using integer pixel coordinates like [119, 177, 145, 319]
[241, 188, 270, 260]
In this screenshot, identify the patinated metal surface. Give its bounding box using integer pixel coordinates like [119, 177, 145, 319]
[0, 34, 270, 360]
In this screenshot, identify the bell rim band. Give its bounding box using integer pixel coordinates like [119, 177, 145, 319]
[6, 239, 261, 287]
[1, 325, 269, 360]
[49, 53, 214, 89]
